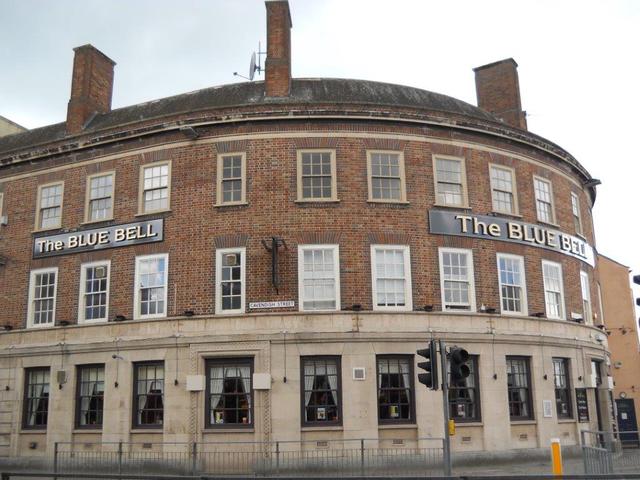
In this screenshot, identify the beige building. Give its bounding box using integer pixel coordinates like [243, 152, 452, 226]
[0, 116, 26, 138]
[599, 254, 640, 441]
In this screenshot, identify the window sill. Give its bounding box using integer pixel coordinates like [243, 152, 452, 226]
[203, 428, 255, 433]
[301, 425, 343, 432]
[295, 199, 340, 204]
[558, 418, 576, 423]
[433, 203, 470, 210]
[19, 428, 47, 434]
[536, 219, 560, 229]
[130, 428, 164, 433]
[81, 218, 115, 226]
[510, 420, 536, 425]
[214, 202, 249, 208]
[135, 209, 172, 217]
[367, 200, 409, 205]
[32, 226, 62, 234]
[490, 210, 522, 219]
[452, 421, 483, 427]
[378, 423, 417, 430]
[73, 428, 102, 433]
[576, 232, 587, 241]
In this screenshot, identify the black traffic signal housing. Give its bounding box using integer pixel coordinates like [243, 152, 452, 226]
[634, 275, 640, 307]
[449, 347, 471, 387]
[417, 340, 439, 390]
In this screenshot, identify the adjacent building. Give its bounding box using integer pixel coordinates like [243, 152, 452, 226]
[0, 0, 615, 468]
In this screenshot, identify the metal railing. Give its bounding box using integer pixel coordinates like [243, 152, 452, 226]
[581, 429, 640, 474]
[53, 438, 445, 477]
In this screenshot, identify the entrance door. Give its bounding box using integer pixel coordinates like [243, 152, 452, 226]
[616, 398, 639, 447]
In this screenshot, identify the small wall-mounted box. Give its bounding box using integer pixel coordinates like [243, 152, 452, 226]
[186, 375, 205, 391]
[253, 373, 271, 390]
[353, 367, 366, 381]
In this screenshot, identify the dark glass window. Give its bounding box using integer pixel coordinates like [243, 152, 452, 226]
[76, 365, 105, 428]
[301, 357, 341, 425]
[506, 357, 533, 420]
[553, 358, 572, 419]
[377, 356, 414, 423]
[23, 368, 50, 429]
[206, 358, 253, 427]
[449, 355, 481, 422]
[133, 362, 164, 428]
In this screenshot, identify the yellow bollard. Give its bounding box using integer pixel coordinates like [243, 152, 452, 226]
[550, 438, 563, 476]
[448, 419, 456, 436]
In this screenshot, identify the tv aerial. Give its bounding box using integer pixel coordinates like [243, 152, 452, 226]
[233, 42, 266, 81]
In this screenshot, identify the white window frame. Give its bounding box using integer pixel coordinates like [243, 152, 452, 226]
[133, 253, 169, 320]
[215, 247, 246, 315]
[0, 192, 4, 217]
[433, 155, 469, 208]
[533, 176, 556, 225]
[84, 172, 115, 223]
[438, 247, 476, 312]
[216, 152, 247, 206]
[542, 260, 565, 320]
[366, 151, 407, 203]
[296, 150, 338, 202]
[571, 192, 583, 236]
[298, 244, 341, 312]
[138, 161, 171, 214]
[78, 260, 111, 324]
[27, 267, 59, 329]
[489, 164, 519, 215]
[370, 244, 412, 312]
[496, 253, 527, 316]
[35, 181, 64, 231]
[580, 271, 592, 324]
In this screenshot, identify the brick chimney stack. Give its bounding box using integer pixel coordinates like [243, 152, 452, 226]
[265, 0, 292, 98]
[66, 45, 116, 135]
[473, 58, 527, 130]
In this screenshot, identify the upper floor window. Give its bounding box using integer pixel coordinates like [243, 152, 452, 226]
[497, 254, 527, 315]
[439, 248, 475, 312]
[134, 254, 168, 319]
[490, 164, 518, 215]
[298, 244, 340, 312]
[434, 156, 468, 207]
[377, 355, 415, 424]
[533, 177, 555, 224]
[23, 367, 50, 429]
[133, 361, 164, 428]
[371, 245, 412, 311]
[506, 356, 533, 421]
[302, 356, 342, 426]
[27, 267, 58, 328]
[297, 150, 337, 202]
[552, 358, 572, 419]
[206, 358, 253, 427]
[215, 248, 245, 314]
[36, 182, 63, 230]
[86, 172, 114, 222]
[367, 151, 406, 203]
[542, 260, 565, 320]
[571, 192, 583, 236]
[79, 261, 110, 323]
[580, 271, 592, 324]
[76, 364, 105, 428]
[140, 162, 170, 214]
[216, 153, 246, 205]
[449, 355, 481, 422]
[0, 192, 4, 218]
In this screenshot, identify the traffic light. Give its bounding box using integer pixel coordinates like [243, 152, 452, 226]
[634, 275, 640, 307]
[449, 347, 470, 387]
[417, 340, 439, 390]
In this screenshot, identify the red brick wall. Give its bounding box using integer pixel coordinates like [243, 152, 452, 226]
[0, 120, 599, 328]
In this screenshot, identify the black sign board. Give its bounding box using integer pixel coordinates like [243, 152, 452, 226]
[576, 388, 590, 422]
[33, 219, 164, 258]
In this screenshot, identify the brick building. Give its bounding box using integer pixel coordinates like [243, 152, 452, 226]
[0, 0, 614, 468]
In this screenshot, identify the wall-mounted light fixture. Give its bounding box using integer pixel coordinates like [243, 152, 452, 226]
[114, 315, 127, 322]
[184, 310, 195, 317]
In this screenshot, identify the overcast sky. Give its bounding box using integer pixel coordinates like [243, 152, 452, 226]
[1, 0, 639, 309]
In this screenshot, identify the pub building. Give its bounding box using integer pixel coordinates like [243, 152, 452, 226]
[0, 0, 615, 469]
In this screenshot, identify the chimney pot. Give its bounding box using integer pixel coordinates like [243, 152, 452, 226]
[473, 58, 527, 130]
[66, 44, 116, 135]
[265, 0, 292, 97]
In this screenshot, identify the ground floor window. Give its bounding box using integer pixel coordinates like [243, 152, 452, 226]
[377, 355, 415, 423]
[23, 368, 50, 429]
[553, 358, 572, 419]
[302, 356, 341, 425]
[133, 361, 164, 427]
[449, 355, 481, 422]
[506, 356, 533, 420]
[206, 358, 253, 427]
[76, 364, 105, 428]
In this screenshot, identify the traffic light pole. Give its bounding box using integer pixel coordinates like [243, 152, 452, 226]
[439, 339, 451, 476]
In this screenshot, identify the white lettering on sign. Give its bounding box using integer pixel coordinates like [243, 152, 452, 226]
[249, 301, 295, 310]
